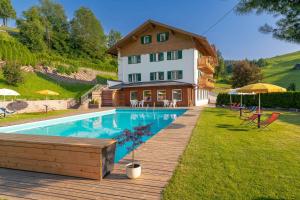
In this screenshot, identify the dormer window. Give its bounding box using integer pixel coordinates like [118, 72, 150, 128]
[157, 32, 169, 42]
[141, 35, 152, 44]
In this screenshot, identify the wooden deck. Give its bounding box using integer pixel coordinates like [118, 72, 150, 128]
[0, 108, 201, 200]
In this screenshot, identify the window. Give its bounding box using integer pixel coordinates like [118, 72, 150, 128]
[167, 50, 182, 60]
[141, 35, 152, 44]
[128, 73, 141, 83]
[157, 32, 169, 42]
[150, 52, 164, 62]
[172, 89, 182, 101]
[130, 91, 138, 100]
[150, 72, 164, 81]
[143, 90, 152, 102]
[157, 90, 166, 101]
[167, 70, 183, 80]
[128, 55, 141, 64]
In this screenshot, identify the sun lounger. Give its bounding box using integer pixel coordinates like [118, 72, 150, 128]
[259, 112, 281, 129]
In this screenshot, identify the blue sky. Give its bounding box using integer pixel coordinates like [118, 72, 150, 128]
[10, 0, 300, 59]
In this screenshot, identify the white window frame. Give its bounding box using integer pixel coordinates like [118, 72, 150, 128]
[143, 35, 151, 44]
[128, 73, 141, 83]
[172, 89, 182, 101]
[130, 91, 138, 101]
[157, 90, 167, 101]
[143, 90, 152, 102]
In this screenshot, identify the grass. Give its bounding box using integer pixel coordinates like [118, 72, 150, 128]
[163, 107, 300, 200]
[0, 110, 71, 125]
[0, 72, 92, 100]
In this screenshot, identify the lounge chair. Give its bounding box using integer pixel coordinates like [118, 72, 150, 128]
[259, 112, 281, 129]
[240, 113, 259, 125]
[0, 107, 16, 117]
[243, 106, 257, 113]
[231, 103, 241, 110]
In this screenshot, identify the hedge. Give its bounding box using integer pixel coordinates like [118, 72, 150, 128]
[216, 92, 300, 109]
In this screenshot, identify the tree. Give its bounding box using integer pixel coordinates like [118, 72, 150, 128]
[231, 60, 263, 88]
[70, 7, 106, 59]
[107, 29, 122, 48]
[38, 0, 69, 53]
[235, 0, 300, 44]
[214, 50, 226, 79]
[2, 63, 24, 86]
[0, 0, 16, 26]
[17, 7, 47, 52]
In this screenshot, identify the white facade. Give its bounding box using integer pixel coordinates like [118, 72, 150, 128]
[117, 48, 210, 106]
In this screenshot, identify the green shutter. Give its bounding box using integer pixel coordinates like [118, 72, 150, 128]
[128, 56, 132, 64]
[141, 36, 144, 44]
[178, 70, 183, 79]
[137, 74, 141, 81]
[150, 54, 153, 62]
[178, 50, 182, 59]
[137, 55, 141, 63]
[158, 52, 164, 61]
[167, 71, 172, 80]
[128, 74, 132, 82]
[149, 35, 152, 43]
[150, 72, 154, 81]
[167, 52, 171, 60]
[157, 33, 160, 42]
[165, 32, 169, 41]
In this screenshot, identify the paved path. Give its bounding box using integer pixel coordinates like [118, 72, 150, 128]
[0, 108, 201, 200]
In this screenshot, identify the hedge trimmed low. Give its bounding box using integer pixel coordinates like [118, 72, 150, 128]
[216, 92, 300, 109]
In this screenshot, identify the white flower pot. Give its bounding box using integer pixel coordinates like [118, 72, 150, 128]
[126, 163, 141, 179]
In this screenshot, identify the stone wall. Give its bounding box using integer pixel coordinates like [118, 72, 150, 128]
[1, 99, 73, 113]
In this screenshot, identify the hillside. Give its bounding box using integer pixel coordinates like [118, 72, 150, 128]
[215, 51, 300, 92]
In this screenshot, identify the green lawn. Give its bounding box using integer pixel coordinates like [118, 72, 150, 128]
[163, 108, 300, 200]
[0, 110, 71, 125]
[0, 72, 92, 100]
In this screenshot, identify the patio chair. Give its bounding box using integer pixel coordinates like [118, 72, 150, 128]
[259, 112, 281, 129]
[243, 106, 257, 113]
[163, 100, 169, 107]
[231, 103, 241, 110]
[130, 100, 138, 108]
[240, 113, 259, 125]
[138, 100, 144, 108]
[170, 100, 177, 108]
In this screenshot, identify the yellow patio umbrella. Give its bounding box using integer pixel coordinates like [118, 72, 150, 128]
[238, 83, 286, 127]
[36, 90, 59, 113]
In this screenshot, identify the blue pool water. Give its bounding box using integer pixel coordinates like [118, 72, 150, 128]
[0, 109, 186, 162]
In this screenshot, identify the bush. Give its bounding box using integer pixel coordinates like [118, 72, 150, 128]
[216, 92, 300, 109]
[2, 63, 24, 86]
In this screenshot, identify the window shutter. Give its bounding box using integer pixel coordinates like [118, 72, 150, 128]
[167, 71, 172, 80]
[178, 50, 182, 59]
[158, 52, 164, 61]
[138, 74, 141, 81]
[165, 32, 169, 41]
[150, 72, 154, 81]
[167, 52, 171, 60]
[128, 74, 132, 82]
[128, 56, 132, 64]
[141, 36, 144, 44]
[157, 33, 160, 42]
[150, 54, 153, 62]
[149, 35, 152, 43]
[137, 55, 141, 63]
[178, 70, 183, 79]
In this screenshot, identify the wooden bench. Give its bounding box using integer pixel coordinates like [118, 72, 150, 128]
[0, 133, 116, 180]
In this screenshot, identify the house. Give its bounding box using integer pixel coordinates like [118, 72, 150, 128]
[107, 19, 217, 107]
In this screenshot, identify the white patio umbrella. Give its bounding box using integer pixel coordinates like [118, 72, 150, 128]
[0, 88, 20, 101]
[228, 88, 254, 107]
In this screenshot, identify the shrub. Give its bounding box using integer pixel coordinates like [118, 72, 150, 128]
[2, 63, 24, 86]
[287, 83, 296, 91]
[216, 92, 300, 109]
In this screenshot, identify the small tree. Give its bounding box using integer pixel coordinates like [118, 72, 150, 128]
[0, 0, 16, 26]
[114, 124, 153, 167]
[2, 63, 24, 86]
[107, 29, 122, 48]
[287, 83, 296, 91]
[231, 60, 263, 88]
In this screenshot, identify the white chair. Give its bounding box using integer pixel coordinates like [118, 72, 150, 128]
[163, 100, 169, 107]
[130, 100, 138, 107]
[138, 100, 144, 107]
[170, 100, 177, 108]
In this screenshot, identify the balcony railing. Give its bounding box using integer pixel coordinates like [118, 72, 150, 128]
[198, 56, 215, 74]
[198, 75, 215, 89]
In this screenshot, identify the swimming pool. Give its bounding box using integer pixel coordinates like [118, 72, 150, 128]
[0, 109, 186, 162]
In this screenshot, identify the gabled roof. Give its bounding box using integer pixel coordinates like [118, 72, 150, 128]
[107, 19, 217, 58]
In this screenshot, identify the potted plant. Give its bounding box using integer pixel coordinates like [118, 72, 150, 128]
[89, 99, 99, 108]
[114, 124, 153, 179]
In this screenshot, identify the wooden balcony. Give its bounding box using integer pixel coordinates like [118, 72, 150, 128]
[198, 56, 215, 74]
[198, 75, 215, 89]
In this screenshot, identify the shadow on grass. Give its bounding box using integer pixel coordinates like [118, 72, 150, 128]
[216, 123, 250, 132]
[253, 198, 285, 200]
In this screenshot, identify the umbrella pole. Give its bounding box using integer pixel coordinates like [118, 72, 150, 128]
[240, 94, 243, 117]
[230, 95, 232, 109]
[258, 93, 261, 128]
